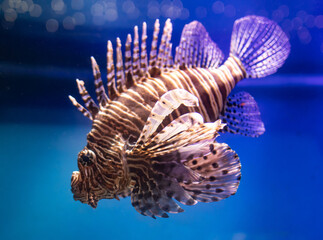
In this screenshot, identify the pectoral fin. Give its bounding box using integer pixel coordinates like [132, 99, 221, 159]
[221, 91, 265, 137]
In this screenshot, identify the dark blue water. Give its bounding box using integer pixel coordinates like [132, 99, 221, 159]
[1, 0, 323, 239]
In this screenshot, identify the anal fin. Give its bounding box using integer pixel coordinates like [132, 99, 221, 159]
[220, 91, 265, 137]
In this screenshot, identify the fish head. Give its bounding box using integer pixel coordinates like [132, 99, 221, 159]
[71, 135, 129, 208]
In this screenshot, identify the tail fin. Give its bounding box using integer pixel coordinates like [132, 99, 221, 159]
[230, 15, 290, 78]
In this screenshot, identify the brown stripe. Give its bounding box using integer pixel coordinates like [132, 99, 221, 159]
[209, 71, 227, 108]
[183, 68, 215, 121]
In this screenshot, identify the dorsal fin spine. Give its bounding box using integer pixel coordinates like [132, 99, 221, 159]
[132, 26, 140, 81]
[76, 79, 99, 116]
[68, 95, 93, 120]
[174, 46, 179, 67]
[107, 40, 119, 98]
[157, 19, 171, 69]
[162, 19, 173, 70]
[125, 34, 133, 75]
[149, 19, 160, 69]
[167, 43, 173, 69]
[140, 22, 148, 76]
[116, 37, 126, 92]
[125, 34, 135, 88]
[91, 56, 109, 105]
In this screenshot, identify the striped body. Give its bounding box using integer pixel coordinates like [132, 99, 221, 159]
[90, 56, 245, 144]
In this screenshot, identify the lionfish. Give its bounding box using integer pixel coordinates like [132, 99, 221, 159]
[69, 15, 290, 218]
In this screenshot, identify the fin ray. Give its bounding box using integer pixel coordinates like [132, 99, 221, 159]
[230, 15, 290, 78]
[175, 21, 224, 69]
[221, 91, 265, 137]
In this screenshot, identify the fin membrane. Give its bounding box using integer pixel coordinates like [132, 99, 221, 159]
[220, 91, 265, 137]
[175, 21, 224, 69]
[128, 89, 241, 218]
[230, 15, 290, 78]
[181, 142, 241, 202]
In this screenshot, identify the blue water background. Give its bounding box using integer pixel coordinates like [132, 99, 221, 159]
[1, 0, 322, 239]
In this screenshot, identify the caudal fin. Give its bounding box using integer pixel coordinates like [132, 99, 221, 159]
[230, 15, 290, 78]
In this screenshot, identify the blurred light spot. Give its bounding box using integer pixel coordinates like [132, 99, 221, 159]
[8, 0, 21, 9]
[232, 233, 247, 240]
[161, 0, 183, 19]
[71, 0, 83, 10]
[16, 1, 28, 13]
[161, 0, 170, 17]
[46, 18, 59, 32]
[180, 8, 189, 20]
[104, 8, 118, 22]
[314, 15, 323, 28]
[257, 9, 268, 17]
[297, 10, 307, 21]
[305, 15, 315, 28]
[292, 17, 303, 30]
[278, 5, 289, 18]
[297, 27, 311, 44]
[224, 4, 235, 18]
[51, 0, 66, 15]
[212, 1, 224, 14]
[122, 0, 135, 14]
[148, 0, 160, 19]
[272, 9, 284, 22]
[4, 8, 17, 22]
[73, 12, 85, 25]
[63, 16, 75, 30]
[91, 2, 104, 16]
[122, 0, 139, 19]
[25, 0, 33, 8]
[281, 19, 293, 32]
[195, 6, 207, 19]
[29, 3, 42, 17]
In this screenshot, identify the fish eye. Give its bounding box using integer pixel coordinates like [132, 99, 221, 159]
[78, 149, 96, 166]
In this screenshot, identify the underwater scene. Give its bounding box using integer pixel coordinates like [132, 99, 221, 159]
[1, 0, 322, 239]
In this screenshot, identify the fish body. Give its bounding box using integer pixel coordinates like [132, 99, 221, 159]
[69, 16, 290, 218]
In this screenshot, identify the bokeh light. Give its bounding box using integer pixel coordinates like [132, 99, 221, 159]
[29, 3, 42, 17]
[212, 1, 224, 14]
[147, 1, 160, 19]
[0, 0, 320, 47]
[51, 0, 66, 15]
[46, 18, 59, 32]
[4, 8, 17, 22]
[73, 12, 85, 26]
[314, 15, 323, 28]
[63, 16, 75, 30]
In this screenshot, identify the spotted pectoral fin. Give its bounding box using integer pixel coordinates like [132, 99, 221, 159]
[220, 91, 265, 137]
[129, 116, 236, 217]
[130, 174, 189, 219]
[149, 121, 241, 203]
[181, 142, 241, 202]
[175, 21, 224, 69]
